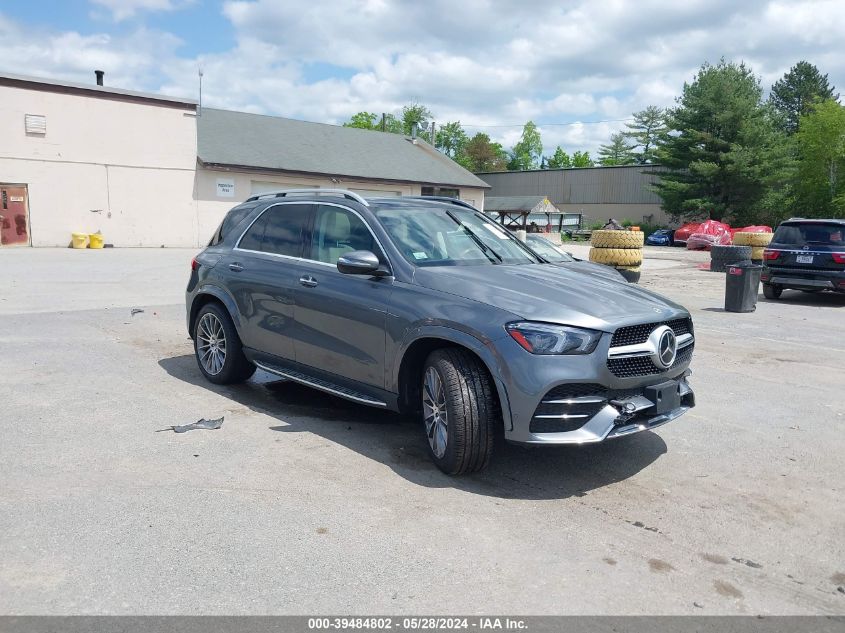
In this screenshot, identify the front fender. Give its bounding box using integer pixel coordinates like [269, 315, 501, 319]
[392, 324, 514, 432]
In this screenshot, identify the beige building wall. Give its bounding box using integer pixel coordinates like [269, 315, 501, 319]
[0, 84, 197, 246]
[195, 166, 485, 246]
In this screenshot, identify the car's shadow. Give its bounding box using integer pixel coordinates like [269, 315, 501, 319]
[159, 354, 668, 500]
[760, 290, 845, 307]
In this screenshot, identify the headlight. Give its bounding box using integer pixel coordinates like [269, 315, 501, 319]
[506, 322, 601, 355]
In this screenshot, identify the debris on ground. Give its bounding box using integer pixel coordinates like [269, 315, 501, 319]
[157, 417, 224, 433]
[131, 308, 144, 316]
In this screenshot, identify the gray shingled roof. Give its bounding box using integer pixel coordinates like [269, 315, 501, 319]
[197, 108, 488, 189]
[484, 196, 560, 213]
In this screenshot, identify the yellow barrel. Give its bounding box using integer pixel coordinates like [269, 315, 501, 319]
[72, 233, 89, 249]
[89, 233, 104, 249]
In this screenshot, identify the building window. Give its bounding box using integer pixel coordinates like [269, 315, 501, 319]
[421, 186, 459, 199]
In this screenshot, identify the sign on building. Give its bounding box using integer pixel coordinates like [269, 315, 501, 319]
[216, 179, 235, 198]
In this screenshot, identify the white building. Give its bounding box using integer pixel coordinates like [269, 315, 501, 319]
[0, 72, 488, 248]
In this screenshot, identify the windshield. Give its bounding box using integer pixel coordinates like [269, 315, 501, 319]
[374, 205, 542, 266]
[525, 236, 574, 263]
[772, 222, 844, 247]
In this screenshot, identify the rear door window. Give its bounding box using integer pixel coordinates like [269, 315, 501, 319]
[237, 203, 311, 257]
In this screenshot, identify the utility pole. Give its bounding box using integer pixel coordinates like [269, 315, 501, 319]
[430, 121, 436, 145]
[197, 67, 203, 117]
[381, 113, 386, 132]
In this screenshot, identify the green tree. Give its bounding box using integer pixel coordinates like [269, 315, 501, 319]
[769, 61, 838, 134]
[507, 121, 543, 170]
[794, 100, 845, 217]
[435, 121, 469, 157]
[598, 132, 636, 165]
[546, 146, 571, 168]
[401, 102, 433, 136]
[343, 112, 380, 130]
[460, 133, 508, 172]
[624, 106, 667, 163]
[653, 60, 791, 223]
[571, 150, 594, 167]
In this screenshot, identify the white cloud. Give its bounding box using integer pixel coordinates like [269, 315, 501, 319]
[2, 0, 844, 156]
[90, 0, 195, 21]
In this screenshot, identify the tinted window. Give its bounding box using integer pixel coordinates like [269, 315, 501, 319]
[309, 205, 378, 264]
[210, 203, 258, 245]
[238, 212, 268, 251]
[772, 223, 844, 247]
[262, 204, 310, 256]
[238, 203, 310, 256]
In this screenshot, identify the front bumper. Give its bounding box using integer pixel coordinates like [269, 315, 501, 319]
[511, 373, 694, 445]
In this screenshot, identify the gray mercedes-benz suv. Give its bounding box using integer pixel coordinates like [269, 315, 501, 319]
[186, 190, 695, 474]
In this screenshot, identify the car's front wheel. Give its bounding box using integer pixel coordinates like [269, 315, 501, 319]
[193, 303, 256, 384]
[763, 283, 782, 300]
[422, 349, 498, 475]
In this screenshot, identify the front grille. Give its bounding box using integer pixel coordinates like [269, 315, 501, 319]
[610, 317, 692, 347]
[607, 342, 695, 378]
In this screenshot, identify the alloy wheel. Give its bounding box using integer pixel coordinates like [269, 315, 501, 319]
[423, 366, 448, 458]
[197, 312, 227, 375]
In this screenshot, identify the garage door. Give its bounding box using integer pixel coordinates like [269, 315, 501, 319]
[349, 189, 401, 198]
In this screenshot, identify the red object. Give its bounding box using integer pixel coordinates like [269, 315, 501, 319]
[0, 185, 29, 246]
[508, 329, 533, 352]
[831, 253, 845, 264]
[673, 222, 701, 244]
[736, 225, 773, 234]
[686, 220, 733, 250]
[763, 249, 781, 261]
[191, 257, 200, 271]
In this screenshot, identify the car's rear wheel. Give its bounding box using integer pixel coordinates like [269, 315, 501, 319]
[422, 349, 497, 475]
[194, 303, 256, 384]
[763, 283, 782, 300]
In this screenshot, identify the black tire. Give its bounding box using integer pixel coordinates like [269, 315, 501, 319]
[711, 245, 752, 266]
[421, 348, 498, 475]
[193, 303, 256, 384]
[616, 268, 641, 283]
[763, 283, 782, 300]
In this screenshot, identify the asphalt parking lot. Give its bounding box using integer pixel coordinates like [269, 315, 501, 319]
[1, 245, 844, 615]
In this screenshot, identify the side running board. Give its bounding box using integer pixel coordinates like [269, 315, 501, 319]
[255, 362, 388, 408]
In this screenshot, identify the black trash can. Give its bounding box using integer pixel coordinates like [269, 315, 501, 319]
[725, 262, 763, 312]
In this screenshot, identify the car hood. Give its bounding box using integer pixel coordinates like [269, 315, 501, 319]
[559, 259, 627, 282]
[413, 263, 687, 332]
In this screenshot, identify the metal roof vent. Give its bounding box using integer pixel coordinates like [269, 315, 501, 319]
[25, 114, 46, 135]
[95, 70, 104, 86]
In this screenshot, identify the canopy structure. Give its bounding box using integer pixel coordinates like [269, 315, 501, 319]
[484, 195, 580, 233]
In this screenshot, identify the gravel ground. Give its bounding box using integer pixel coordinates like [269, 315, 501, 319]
[1, 246, 843, 615]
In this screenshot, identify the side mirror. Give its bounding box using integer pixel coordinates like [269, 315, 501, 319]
[337, 250, 388, 276]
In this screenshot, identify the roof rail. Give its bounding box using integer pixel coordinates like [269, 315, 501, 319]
[245, 188, 369, 206]
[398, 196, 479, 211]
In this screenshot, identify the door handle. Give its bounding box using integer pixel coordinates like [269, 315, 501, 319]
[228, 262, 244, 272]
[299, 275, 318, 288]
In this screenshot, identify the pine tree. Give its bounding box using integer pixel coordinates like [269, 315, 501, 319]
[770, 61, 838, 133]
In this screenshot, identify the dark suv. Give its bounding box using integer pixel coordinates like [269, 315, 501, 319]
[186, 190, 695, 474]
[761, 218, 845, 299]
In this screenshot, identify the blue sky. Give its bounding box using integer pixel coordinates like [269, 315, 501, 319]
[2, 0, 843, 155]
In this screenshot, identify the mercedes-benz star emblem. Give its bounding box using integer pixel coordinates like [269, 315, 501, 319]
[657, 329, 677, 368]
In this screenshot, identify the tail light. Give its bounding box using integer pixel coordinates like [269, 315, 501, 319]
[763, 249, 780, 261]
[832, 253, 845, 264]
[191, 257, 200, 271]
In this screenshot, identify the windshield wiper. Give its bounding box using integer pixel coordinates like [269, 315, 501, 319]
[445, 210, 503, 264]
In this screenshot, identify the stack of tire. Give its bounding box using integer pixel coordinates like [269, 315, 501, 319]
[732, 231, 774, 262]
[710, 245, 752, 272]
[589, 230, 644, 283]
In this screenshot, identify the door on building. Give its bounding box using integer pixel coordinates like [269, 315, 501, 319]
[0, 185, 30, 247]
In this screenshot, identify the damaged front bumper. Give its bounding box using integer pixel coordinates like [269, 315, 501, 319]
[515, 371, 695, 445]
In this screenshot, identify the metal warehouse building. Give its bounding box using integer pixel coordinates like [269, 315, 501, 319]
[0, 72, 487, 248]
[477, 165, 670, 226]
